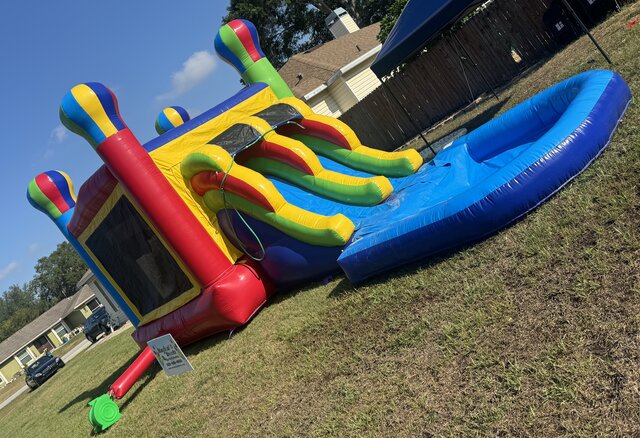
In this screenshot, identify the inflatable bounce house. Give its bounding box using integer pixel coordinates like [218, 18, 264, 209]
[27, 19, 630, 430]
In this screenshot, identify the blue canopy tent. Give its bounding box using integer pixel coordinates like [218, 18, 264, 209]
[371, 0, 485, 78]
[370, 0, 490, 155]
[371, 0, 612, 78]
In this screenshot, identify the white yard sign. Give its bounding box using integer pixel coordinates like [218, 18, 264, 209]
[147, 334, 193, 377]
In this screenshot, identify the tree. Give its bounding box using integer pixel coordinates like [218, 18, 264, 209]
[223, 1, 331, 69]
[377, 0, 407, 43]
[223, 0, 397, 69]
[319, 0, 403, 26]
[0, 243, 86, 342]
[32, 242, 87, 303]
[0, 282, 46, 342]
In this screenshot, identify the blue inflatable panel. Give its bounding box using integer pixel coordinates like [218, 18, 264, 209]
[335, 70, 631, 282]
[145, 83, 268, 153]
[217, 210, 342, 287]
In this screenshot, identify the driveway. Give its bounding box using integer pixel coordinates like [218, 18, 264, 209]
[0, 385, 28, 411]
[61, 339, 91, 362]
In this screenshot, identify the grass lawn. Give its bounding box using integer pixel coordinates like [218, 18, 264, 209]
[52, 333, 86, 358]
[1, 4, 639, 436]
[0, 378, 26, 405]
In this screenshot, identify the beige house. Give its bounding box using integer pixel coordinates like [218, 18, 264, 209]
[0, 287, 98, 384]
[278, 10, 382, 117]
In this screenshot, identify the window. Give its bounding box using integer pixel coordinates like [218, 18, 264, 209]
[87, 298, 101, 311]
[54, 324, 68, 340]
[85, 196, 193, 315]
[16, 348, 33, 366]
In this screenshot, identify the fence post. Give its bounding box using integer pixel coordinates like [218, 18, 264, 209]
[381, 81, 435, 154]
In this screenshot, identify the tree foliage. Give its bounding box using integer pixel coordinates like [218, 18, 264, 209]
[0, 242, 88, 343]
[0, 283, 46, 342]
[33, 242, 87, 303]
[223, 0, 397, 69]
[378, 0, 407, 43]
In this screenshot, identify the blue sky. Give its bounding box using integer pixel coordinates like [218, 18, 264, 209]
[0, 1, 243, 292]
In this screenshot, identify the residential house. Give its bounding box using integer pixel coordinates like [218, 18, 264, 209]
[76, 270, 127, 326]
[0, 286, 98, 383]
[278, 9, 383, 117]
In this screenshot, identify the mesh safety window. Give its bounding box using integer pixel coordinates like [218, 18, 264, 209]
[85, 196, 193, 315]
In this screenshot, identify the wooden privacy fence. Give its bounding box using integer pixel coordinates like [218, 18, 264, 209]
[339, 0, 562, 151]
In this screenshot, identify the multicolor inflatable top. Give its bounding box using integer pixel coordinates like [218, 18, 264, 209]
[27, 17, 630, 431]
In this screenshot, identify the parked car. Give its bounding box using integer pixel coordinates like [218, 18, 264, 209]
[83, 306, 112, 343]
[25, 352, 65, 389]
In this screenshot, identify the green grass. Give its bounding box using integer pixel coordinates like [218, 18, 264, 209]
[52, 333, 86, 358]
[1, 4, 639, 436]
[0, 378, 26, 405]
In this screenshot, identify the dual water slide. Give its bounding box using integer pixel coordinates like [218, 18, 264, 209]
[175, 90, 424, 286]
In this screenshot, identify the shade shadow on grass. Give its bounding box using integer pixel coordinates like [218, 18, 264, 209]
[451, 96, 510, 134]
[183, 328, 237, 356]
[328, 253, 449, 300]
[58, 351, 160, 414]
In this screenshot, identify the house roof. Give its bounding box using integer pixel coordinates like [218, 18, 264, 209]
[278, 23, 382, 98]
[73, 285, 96, 310]
[76, 269, 94, 289]
[0, 288, 95, 364]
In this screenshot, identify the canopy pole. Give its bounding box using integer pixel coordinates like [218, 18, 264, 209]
[560, 0, 613, 65]
[452, 33, 499, 101]
[381, 80, 435, 155]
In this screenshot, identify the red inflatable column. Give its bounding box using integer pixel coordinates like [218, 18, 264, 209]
[60, 82, 232, 288]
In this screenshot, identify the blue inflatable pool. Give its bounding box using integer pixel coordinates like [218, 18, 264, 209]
[338, 70, 632, 281]
[222, 70, 631, 284]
